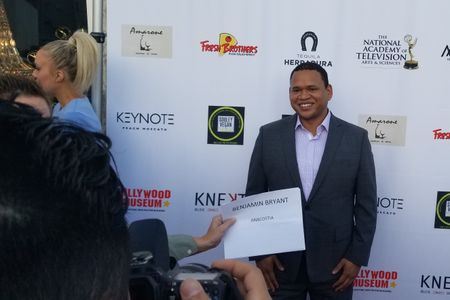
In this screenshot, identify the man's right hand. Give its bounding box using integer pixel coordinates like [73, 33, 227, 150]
[256, 255, 284, 292]
[193, 215, 236, 253]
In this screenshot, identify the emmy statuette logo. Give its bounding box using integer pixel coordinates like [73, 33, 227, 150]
[403, 34, 418, 69]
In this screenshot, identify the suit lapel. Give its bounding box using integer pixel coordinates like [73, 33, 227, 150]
[308, 114, 345, 202]
[281, 115, 305, 200]
[281, 114, 306, 207]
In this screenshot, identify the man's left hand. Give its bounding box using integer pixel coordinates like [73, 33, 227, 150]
[331, 258, 360, 292]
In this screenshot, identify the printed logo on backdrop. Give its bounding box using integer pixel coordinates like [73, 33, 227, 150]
[441, 45, 450, 61]
[433, 128, 450, 140]
[200, 33, 258, 56]
[115, 111, 174, 132]
[434, 191, 450, 229]
[284, 31, 333, 67]
[377, 196, 404, 216]
[358, 114, 407, 146]
[121, 25, 172, 58]
[420, 273, 450, 296]
[127, 188, 172, 212]
[403, 34, 419, 70]
[207, 106, 245, 145]
[354, 268, 398, 293]
[356, 34, 408, 68]
[194, 192, 245, 212]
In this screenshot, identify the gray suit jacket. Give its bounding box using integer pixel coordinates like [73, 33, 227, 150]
[245, 113, 377, 283]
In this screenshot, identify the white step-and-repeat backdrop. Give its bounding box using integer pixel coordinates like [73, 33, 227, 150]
[106, 1, 450, 298]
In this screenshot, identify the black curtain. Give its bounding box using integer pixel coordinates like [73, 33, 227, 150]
[3, 0, 87, 57]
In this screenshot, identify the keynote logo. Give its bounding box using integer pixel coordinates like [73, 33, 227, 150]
[200, 33, 258, 56]
[127, 188, 172, 212]
[115, 111, 175, 132]
[207, 106, 245, 145]
[354, 268, 398, 293]
[284, 31, 333, 67]
[377, 196, 404, 216]
[420, 274, 450, 296]
[194, 192, 245, 213]
[434, 191, 450, 229]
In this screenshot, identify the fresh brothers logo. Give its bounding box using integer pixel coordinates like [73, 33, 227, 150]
[433, 128, 450, 140]
[354, 268, 398, 293]
[284, 31, 333, 67]
[207, 106, 245, 145]
[200, 33, 258, 56]
[127, 188, 172, 212]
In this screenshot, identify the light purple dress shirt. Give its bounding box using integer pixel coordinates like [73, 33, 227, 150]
[295, 111, 331, 201]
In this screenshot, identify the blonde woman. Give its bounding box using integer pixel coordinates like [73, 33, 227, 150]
[33, 30, 101, 132]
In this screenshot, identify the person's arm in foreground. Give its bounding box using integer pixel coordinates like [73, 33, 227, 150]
[180, 259, 271, 300]
[193, 215, 236, 253]
[169, 215, 236, 260]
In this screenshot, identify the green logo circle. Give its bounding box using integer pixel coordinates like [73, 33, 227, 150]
[436, 192, 450, 226]
[208, 106, 244, 142]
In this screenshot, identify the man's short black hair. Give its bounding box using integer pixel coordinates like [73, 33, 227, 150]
[0, 101, 129, 300]
[0, 74, 51, 106]
[289, 62, 329, 87]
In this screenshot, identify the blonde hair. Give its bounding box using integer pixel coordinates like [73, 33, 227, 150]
[41, 30, 99, 94]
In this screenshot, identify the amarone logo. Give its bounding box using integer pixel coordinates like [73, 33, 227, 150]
[200, 33, 258, 56]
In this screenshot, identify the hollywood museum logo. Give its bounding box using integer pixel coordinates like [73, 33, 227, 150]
[284, 31, 333, 67]
[354, 268, 398, 293]
[200, 33, 258, 56]
[127, 188, 172, 212]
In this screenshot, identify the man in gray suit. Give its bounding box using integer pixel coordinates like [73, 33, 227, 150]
[245, 62, 377, 300]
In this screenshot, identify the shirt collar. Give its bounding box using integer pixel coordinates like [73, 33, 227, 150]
[295, 110, 331, 133]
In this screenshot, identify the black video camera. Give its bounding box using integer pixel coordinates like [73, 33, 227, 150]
[128, 219, 242, 300]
